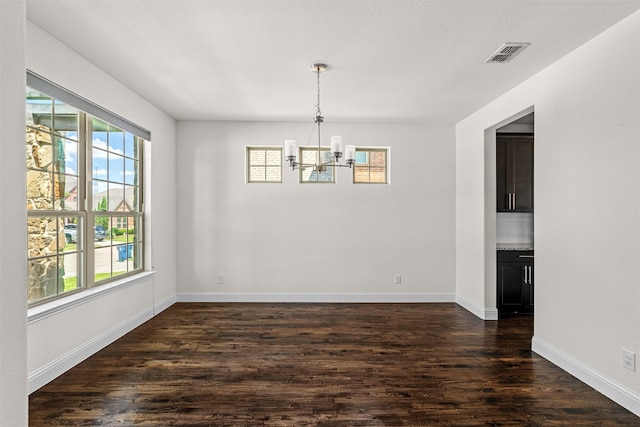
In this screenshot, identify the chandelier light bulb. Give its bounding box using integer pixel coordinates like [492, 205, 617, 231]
[344, 145, 356, 163]
[330, 135, 343, 158]
[284, 140, 297, 160]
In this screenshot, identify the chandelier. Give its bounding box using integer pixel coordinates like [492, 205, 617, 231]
[284, 63, 356, 176]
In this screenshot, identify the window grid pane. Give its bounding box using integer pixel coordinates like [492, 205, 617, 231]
[93, 214, 141, 283]
[26, 123, 79, 211]
[249, 167, 266, 182]
[91, 120, 142, 283]
[27, 214, 84, 304]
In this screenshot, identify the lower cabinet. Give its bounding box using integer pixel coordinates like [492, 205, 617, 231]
[497, 250, 534, 315]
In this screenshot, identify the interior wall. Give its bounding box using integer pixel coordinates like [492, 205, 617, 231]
[176, 121, 455, 301]
[0, 0, 28, 424]
[26, 21, 178, 391]
[456, 10, 640, 413]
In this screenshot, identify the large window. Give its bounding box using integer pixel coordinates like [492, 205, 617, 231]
[26, 76, 146, 306]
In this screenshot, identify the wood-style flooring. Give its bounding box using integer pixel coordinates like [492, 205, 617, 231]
[29, 303, 638, 426]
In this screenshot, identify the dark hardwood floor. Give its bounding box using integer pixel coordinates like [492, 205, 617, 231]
[29, 303, 638, 426]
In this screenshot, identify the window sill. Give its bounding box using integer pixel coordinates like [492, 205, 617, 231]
[28, 270, 155, 324]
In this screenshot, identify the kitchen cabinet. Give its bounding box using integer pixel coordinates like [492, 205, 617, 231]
[496, 135, 533, 212]
[497, 250, 534, 315]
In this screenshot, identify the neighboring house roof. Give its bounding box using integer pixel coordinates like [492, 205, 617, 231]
[92, 186, 136, 212]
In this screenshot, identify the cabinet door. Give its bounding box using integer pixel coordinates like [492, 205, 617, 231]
[498, 263, 525, 311]
[524, 265, 534, 312]
[496, 136, 533, 212]
[511, 140, 533, 211]
[496, 140, 508, 211]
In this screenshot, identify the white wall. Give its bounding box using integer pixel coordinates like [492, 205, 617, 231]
[0, 1, 28, 424]
[177, 121, 455, 301]
[26, 22, 177, 392]
[456, 11, 640, 414]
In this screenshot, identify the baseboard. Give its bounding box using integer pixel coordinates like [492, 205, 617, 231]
[532, 336, 640, 417]
[155, 293, 177, 314]
[484, 308, 499, 320]
[28, 307, 154, 394]
[455, 295, 498, 320]
[177, 292, 456, 303]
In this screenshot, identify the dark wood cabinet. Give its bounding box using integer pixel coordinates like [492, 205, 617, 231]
[497, 250, 534, 315]
[496, 135, 533, 212]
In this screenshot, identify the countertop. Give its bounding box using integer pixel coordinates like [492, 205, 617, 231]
[497, 243, 534, 251]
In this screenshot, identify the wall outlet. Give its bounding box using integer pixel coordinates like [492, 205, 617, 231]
[217, 275, 224, 285]
[622, 349, 636, 371]
[394, 274, 401, 285]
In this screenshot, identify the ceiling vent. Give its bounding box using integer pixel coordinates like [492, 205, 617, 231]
[485, 43, 530, 63]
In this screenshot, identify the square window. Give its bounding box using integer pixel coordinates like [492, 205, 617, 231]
[354, 148, 389, 184]
[247, 147, 282, 183]
[299, 147, 335, 183]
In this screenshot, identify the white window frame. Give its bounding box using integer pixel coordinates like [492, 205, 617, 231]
[246, 146, 283, 183]
[298, 146, 336, 183]
[353, 147, 390, 184]
[26, 72, 147, 307]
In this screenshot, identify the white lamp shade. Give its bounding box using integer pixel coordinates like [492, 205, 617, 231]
[330, 135, 343, 154]
[284, 140, 297, 158]
[344, 145, 356, 161]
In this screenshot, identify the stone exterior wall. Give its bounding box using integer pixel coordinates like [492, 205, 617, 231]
[26, 125, 66, 302]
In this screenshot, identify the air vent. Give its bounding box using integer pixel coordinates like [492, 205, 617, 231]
[485, 43, 530, 64]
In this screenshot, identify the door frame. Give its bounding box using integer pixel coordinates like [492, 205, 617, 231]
[483, 106, 535, 319]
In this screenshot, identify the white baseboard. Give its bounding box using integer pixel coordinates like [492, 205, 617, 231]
[455, 295, 498, 320]
[28, 307, 154, 394]
[532, 336, 640, 417]
[484, 308, 499, 320]
[155, 293, 177, 314]
[177, 292, 456, 303]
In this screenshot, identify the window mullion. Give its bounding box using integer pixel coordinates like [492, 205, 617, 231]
[84, 113, 95, 288]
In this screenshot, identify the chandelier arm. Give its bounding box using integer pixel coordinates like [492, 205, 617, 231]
[288, 160, 318, 171]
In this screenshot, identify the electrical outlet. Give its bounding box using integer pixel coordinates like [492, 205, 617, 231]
[394, 274, 401, 285]
[217, 275, 224, 285]
[622, 349, 636, 371]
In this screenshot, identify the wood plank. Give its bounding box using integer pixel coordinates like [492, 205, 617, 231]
[29, 303, 637, 425]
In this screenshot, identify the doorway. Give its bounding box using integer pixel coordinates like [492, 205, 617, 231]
[495, 112, 534, 317]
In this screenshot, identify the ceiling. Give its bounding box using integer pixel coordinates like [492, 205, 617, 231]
[26, 1, 640, 124]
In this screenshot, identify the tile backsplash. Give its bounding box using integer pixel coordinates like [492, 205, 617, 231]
[496, 213, 533, 244]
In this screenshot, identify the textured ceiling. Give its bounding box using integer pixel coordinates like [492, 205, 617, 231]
[26, 0, 640, 124]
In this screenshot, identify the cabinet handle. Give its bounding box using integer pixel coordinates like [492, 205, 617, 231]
[523, 266, 527, 284]
[529, 266, 532, 284]
[513, 193, 516, 210]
